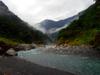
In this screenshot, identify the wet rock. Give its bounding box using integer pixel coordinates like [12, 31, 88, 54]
[5, 48, 17, 56]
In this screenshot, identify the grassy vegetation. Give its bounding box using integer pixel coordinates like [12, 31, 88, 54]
[0, 36, 24, 46]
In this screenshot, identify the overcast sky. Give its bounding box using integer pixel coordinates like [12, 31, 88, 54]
[2, 0, 94, 26]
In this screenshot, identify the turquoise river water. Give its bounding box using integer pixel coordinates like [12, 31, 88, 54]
[18, 48, 100, 75]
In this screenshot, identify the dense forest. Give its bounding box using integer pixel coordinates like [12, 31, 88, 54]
[57, 0, 100, 49]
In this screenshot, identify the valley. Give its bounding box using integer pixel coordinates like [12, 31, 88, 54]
[0, 0, 99, 75]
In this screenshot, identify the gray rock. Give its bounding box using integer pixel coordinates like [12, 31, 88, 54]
[6, 48, 17, 56]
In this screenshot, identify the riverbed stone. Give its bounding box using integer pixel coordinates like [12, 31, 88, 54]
[6, 48, 17, 56]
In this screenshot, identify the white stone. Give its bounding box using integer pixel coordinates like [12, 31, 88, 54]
[6, 48, 16, 56]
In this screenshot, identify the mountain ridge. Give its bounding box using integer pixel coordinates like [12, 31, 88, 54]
[35, 15, 79, 34]
[57, 0, 100, 49]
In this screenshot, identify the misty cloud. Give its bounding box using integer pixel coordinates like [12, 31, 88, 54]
[2, 0, 94, 25]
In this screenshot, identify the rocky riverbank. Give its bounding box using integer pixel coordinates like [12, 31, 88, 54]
[43, 45, 100, 57]
[0, 41, 36, 56]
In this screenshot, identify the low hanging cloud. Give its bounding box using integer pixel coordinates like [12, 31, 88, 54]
[2, 0, 94, 25]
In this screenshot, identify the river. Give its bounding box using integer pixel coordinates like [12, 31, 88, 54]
[18, 48, 100, 75]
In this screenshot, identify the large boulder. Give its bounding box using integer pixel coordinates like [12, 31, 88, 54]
[0, 41, 12, 55]
[5, 48, 17, 56]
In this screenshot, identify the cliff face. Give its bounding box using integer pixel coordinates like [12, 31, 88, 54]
[0, 1, 47, 45]
[57, 1, 100, 48]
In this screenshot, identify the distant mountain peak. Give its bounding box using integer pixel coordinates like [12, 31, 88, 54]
[35, 15, 79, 34]
[43, 19, 55, 22]
[41, 19, 56, 24]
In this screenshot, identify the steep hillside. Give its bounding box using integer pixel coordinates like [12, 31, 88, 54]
[0, 1, 47, 45]
[57, 0, 100, 48]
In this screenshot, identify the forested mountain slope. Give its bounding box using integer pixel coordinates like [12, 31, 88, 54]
[57, 0, 100, 48]
[0, 1, 47, 45]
